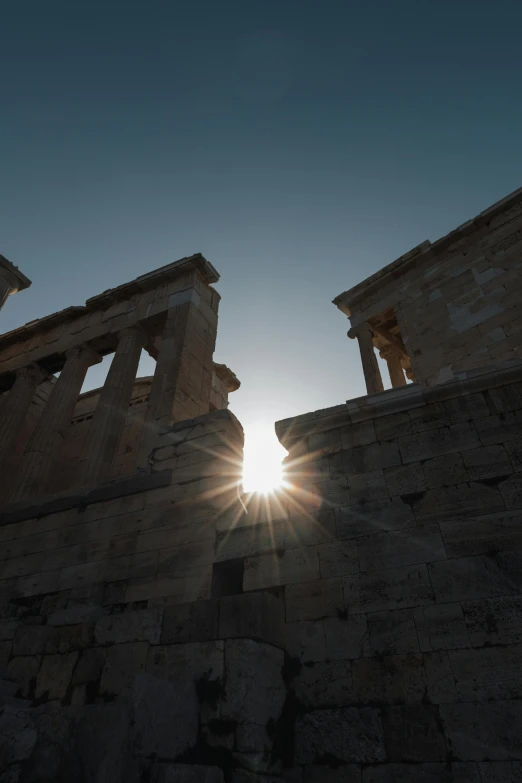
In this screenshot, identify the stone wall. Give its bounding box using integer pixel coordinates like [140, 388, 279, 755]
[270, 364, 522, 781]
[336, 188, 522, 388]
[2, 368, 522, 781]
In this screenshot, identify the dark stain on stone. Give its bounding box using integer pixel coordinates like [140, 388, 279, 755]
[195, 674, 223, 710]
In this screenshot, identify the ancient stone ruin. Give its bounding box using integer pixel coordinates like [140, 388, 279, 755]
[1, 187, 522, 782]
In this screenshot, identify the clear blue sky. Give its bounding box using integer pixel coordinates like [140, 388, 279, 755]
[1, 0, 521, 462]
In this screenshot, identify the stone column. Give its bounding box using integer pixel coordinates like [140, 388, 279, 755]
[0, 365, 47, 499]
[135, 301, 215, 468]
[348, 321, 384, 396]
[379, 345, 407, 388]
[80, 327, 148, 485]
[11, 345, 101, 502]
[0, 255, 31, 311]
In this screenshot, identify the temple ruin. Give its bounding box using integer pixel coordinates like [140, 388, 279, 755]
[1, 187, 522, 782]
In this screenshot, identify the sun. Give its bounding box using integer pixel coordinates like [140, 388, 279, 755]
[242, 425, 287, 494]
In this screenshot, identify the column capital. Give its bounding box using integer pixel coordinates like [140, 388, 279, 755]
[0, 255, 31, 293]
[348, 321, 374, 340]
[118, 325, 149, 347]
[16, 363, 48, 386]
[379, 344, 397, 361]
[65, 344, 102, 366]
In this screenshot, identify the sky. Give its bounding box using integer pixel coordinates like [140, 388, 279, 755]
[1, 0, 522, 488]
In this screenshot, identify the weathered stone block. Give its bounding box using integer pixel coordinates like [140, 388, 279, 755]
[69, 702, 134, 783]
[413, 482, 505, 523]
[331, 442, 401, 476]
[423, 651, 457, 704]
[506, 438, 522, 471]
[147, 640, 224, 684]
[47, 605, 106, 626]
[294, 708, 386, 764]
[129, 674, 198, 760]
[335, 499, 415, 539]
[477, 762, 522, 782]
[357, 524, 446, 572]
[244, 548, 319, 591]
[0, 641, 11, 668]
[324, 615, 368, 660]
[293, 659, 354, 707]
[236, 722, 271, 753]
[448, 644, 522, 701]
[352, 654, 426, 704]
[286, 578, 344, 622]
[475, 411, 522, 446]
[440, 701, 522, 760]
[94, 608, 163, 645]
[361, 763, 481, 782]
[318, 540, 358, 578]
[35, 652, 78, 700]
[100, 641, 148, 696]
[366, 609, 419, 656]
[309, 429, 342, 456]
[222, 639, 285, 724]
[6, 655, 41, 698]
[444, 392, 489, 423]
[284, 620, 327, 663]
[461, 445, 512, 481]
[499, 475, 522, 509]
[72, 647, 107, 685]
[219, 592, 284, 648]
[344, 564, 434, 614]
[45, 622, 93, 654]
[440, 510, 522, 557]
[382, 705, 446, 761]
[398, 422, 480, 463]
[309, 477, 351, 507]
[152, 764, 224, 782]
[347, 470, 389, 503]
[375, 412, 412, 441]
[384, 462, 426, 496]
[0, 621, 19, 641]
[462, 596, 522, 646]
[305, 767, 361, 783]
[485, 383, 522, 413]
[428, 554, 522, 603]
[12, 625, 51, 656]
[161, 600, 219, 644]
[341, 419, 377, 448]
[409, 402, 451, 432]
[284, 511, 336, 549]
[0, 704, 38, 771]
[422, 453, 469, 488]
[214, 521, 285, 562]
[413, 603, 470, 651]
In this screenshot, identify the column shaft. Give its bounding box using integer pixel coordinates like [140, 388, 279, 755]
[0, 365, 47, 501]
[380, 346, 407, 388]
[136, 301, 214, 467]
[80, 327, 147, 485]
[348, 322, 384, 396]
[11, 346, 100, 502]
